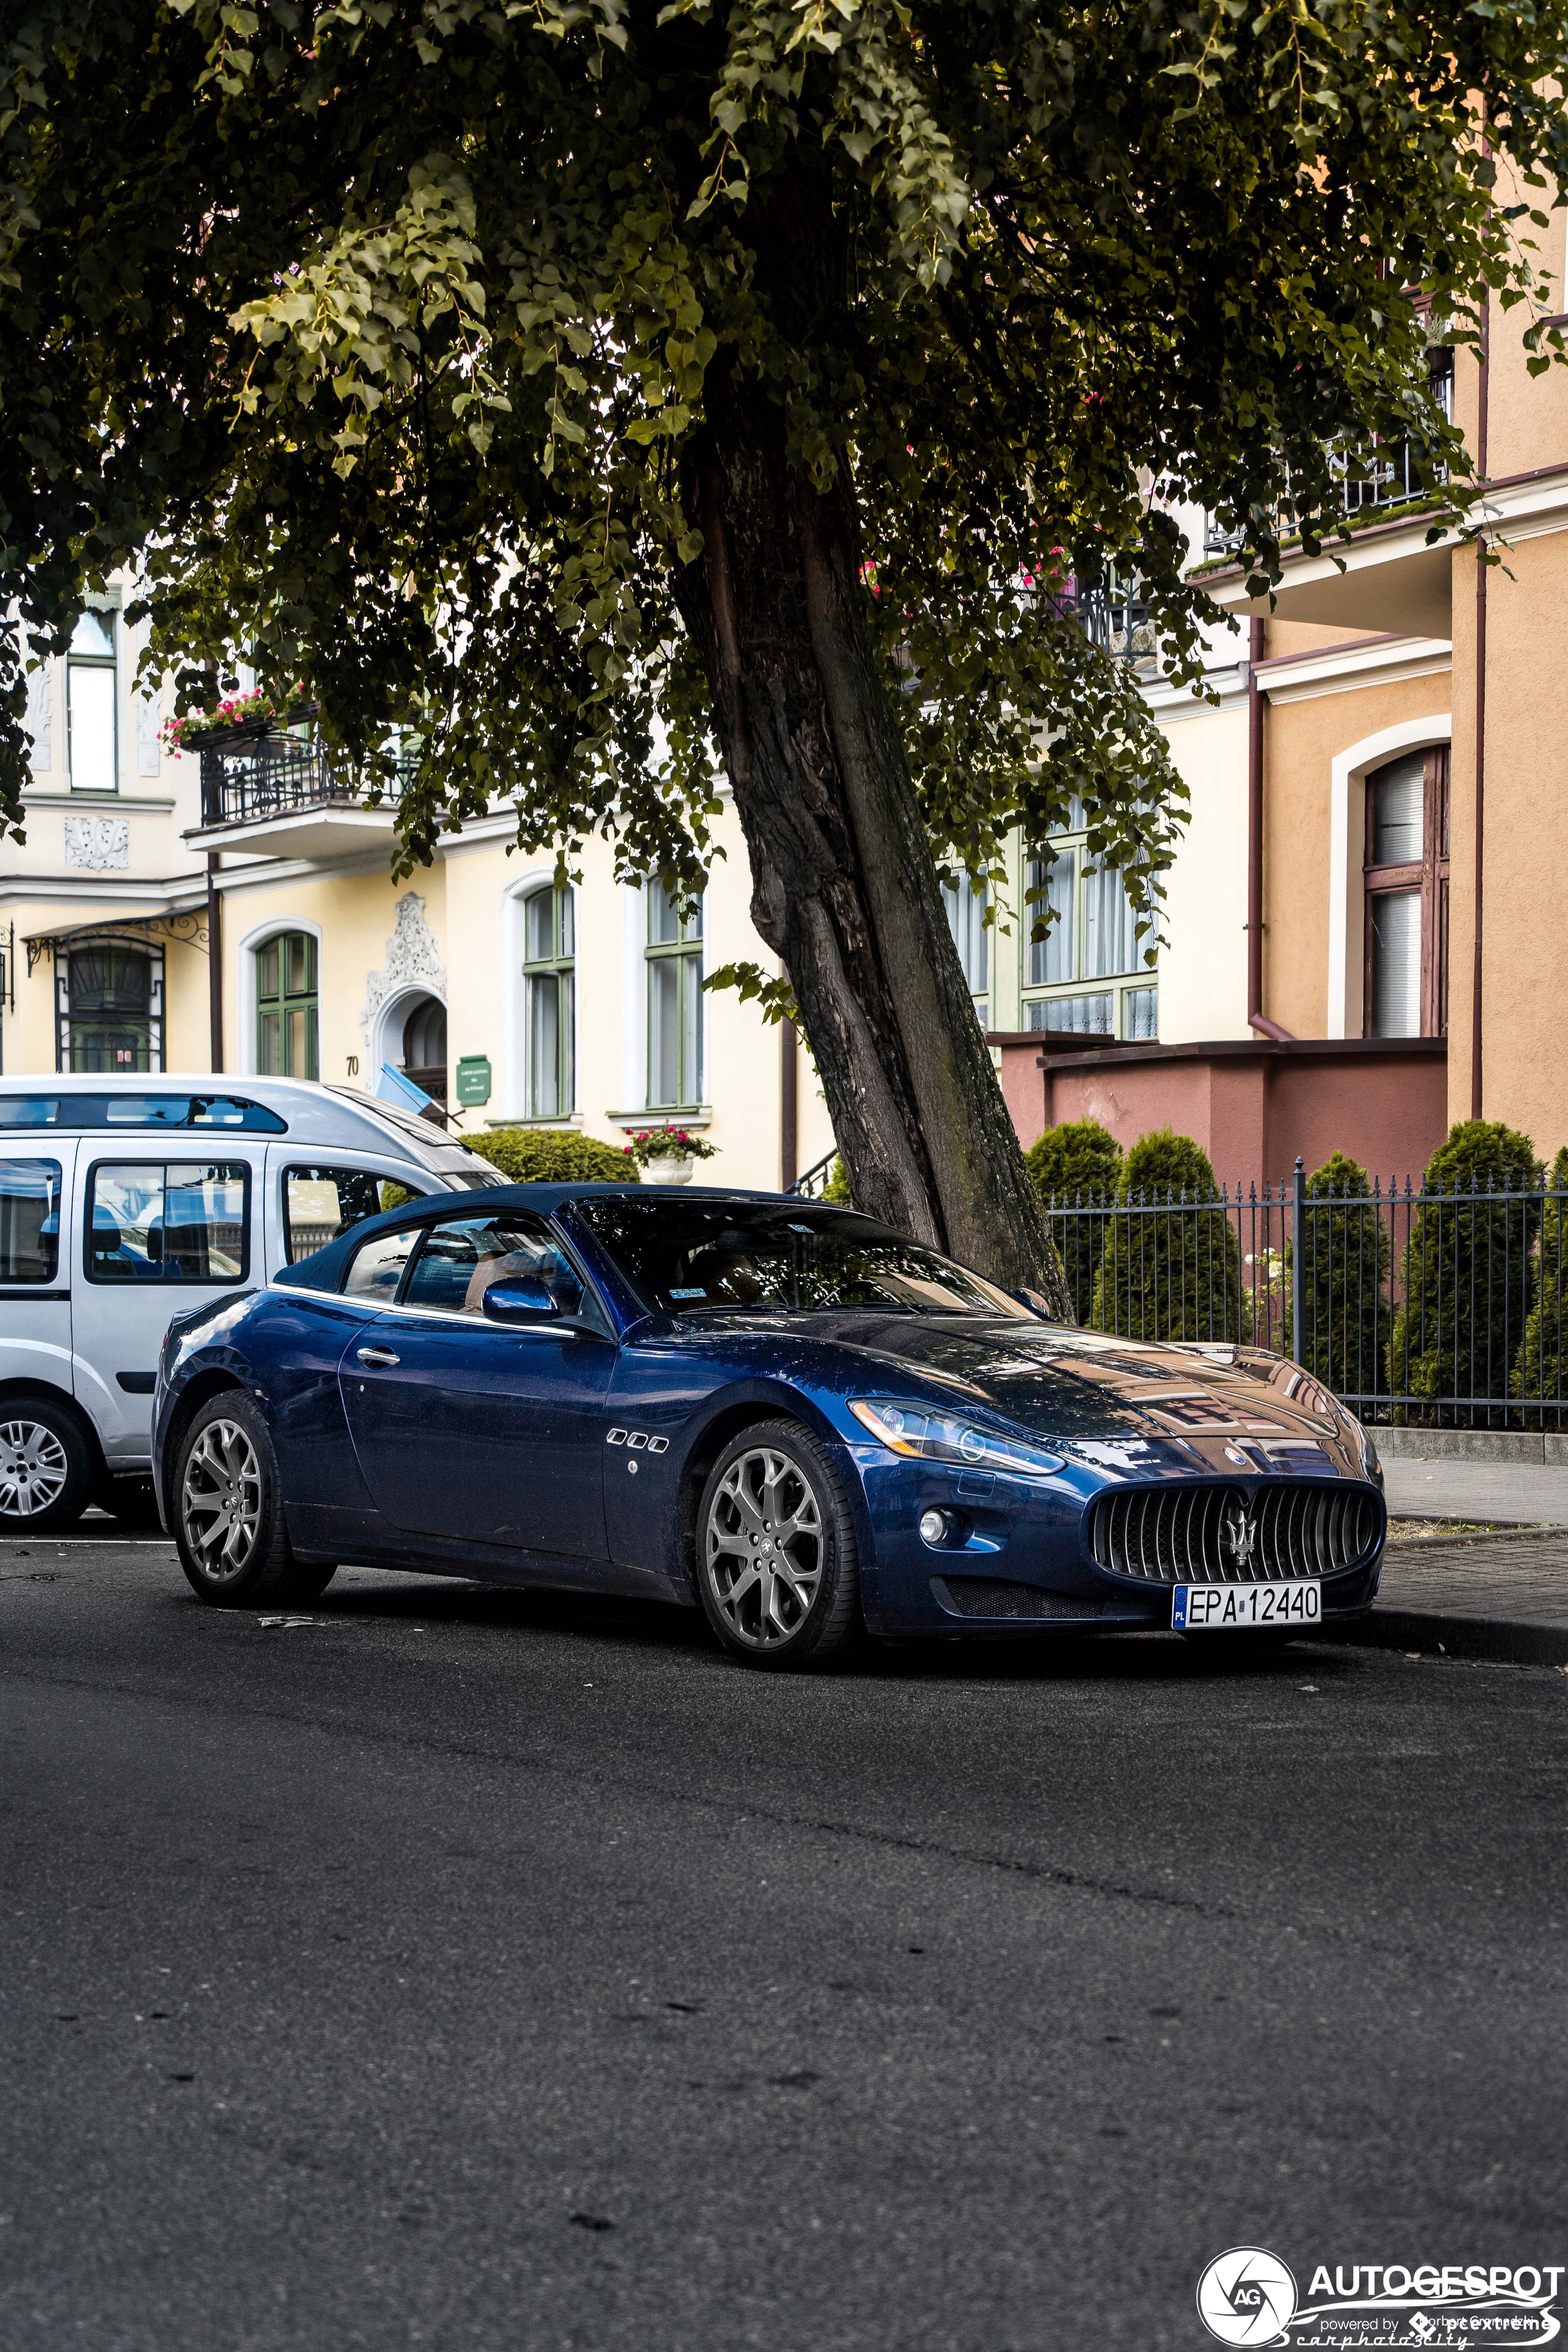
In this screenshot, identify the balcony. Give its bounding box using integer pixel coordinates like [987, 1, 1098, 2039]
[186, 728, 411, 862]
[1196, 423, 1456, 638]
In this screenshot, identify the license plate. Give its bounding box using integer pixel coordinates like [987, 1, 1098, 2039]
[1172, 1581, 1322, 1632]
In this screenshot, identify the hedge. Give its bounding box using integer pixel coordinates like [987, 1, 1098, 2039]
[466, 1128, 640, 1184]
[1089, 1127, 1248, 1342]
[1282, 1151, 1388, 1396]
[1387, 1119, 1539, 1418]
[1512, 1142, 1568, 1424]
[1025, 1119, 1122, 1320]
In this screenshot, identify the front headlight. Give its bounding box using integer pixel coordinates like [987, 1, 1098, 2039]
[1359, 1427, 1382, 1482]
[849, 1397, 1064, 1480]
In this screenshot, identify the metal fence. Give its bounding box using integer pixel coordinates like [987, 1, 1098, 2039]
[1044, 1160, 1567, 1430]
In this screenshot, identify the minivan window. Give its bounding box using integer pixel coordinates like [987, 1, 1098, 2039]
[283, 1167, 422, 1264]
[0, 1159, 62, 1283]
[86, 1162, 249, 1283]
[0, 1093, 285, 1132]
[342, 1225, 420, 1302]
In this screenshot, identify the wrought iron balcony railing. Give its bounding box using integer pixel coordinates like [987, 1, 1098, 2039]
[1203, 436, 1451, 558]
[198, 730, 411, 830]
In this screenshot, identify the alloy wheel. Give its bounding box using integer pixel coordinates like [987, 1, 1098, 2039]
[0, 1418, 70, 1519]
[181, 1419, 264, 1581]
[705, 1445, 824, 1648]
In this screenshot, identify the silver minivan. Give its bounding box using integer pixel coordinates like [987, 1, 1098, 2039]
[0, 1075, 503, 1530]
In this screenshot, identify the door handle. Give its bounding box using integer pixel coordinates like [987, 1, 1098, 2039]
[356, 1346, 401, 1369]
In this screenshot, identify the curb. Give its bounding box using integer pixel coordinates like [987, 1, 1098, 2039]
[1320, 1609, 1568, 1669]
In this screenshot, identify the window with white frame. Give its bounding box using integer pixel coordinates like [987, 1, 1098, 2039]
[523, 882, 575, 1117]
[68, 609, 117, 793]
[941, 875, 989, 1032]
[1022, 797, 1157, 1039]
[646, 881, 703, 1109]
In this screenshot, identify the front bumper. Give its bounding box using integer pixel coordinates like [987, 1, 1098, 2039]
[847, 1446, 1385, 1638]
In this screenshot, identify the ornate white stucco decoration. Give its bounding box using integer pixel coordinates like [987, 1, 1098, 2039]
[64, 816, 130, 871]
[360, 891, 447, 1047]
[25, 664, 52, 771]
[136, 693, 161, 777]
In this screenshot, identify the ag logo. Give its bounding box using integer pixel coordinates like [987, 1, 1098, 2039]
[1196, 2248, 1296, 2345]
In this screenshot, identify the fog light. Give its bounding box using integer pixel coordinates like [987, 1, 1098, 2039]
[919, 1508, 954, 1547]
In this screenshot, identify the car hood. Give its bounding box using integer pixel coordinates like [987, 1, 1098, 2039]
[694, 1312, 1367, 1477]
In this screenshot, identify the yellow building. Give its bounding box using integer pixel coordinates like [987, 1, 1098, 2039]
[1174, 206, 1568, 1177]
[2, 620, 838, 1190]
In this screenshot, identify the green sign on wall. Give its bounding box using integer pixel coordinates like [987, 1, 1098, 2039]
[455, 1054, 492, 1107]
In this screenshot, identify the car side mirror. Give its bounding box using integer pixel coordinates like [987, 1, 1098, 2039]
[1009, 1287, 1051, 1318]
[482, 1277, 561, 1324]
[145, 1227, 164, 1266]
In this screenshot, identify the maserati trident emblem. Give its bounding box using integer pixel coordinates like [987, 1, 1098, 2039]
[1220, 1495, 1257, 1571]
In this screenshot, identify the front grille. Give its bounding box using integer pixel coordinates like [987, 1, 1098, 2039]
[1086, 1482, 1380, 1587]
[932, 1577, 1106, 1622]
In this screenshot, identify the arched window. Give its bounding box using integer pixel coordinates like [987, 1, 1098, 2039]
[1364, 747, 1448, 1038]
[646, 881, 703, 1109]
[401, 996, 448, 1102]
[257, 932, 319, 1078]
[69, 609, 117, 793]
[522, 883, 575, 1117]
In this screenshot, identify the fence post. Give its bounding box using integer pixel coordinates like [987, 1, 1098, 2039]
[1290, 1156, 1306, 1366]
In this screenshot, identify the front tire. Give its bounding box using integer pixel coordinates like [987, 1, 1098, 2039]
[0, 1394, 96, 1534]
[173, 1393, 329, 1608]
[695, 1419, 860, 1670]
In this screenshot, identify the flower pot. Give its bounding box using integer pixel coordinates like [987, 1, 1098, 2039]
[641, 1156, 694, 1185]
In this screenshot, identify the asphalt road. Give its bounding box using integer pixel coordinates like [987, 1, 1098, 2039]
[2, 1537, 1566, 2352]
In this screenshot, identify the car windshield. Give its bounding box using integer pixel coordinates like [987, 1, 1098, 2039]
[576, 1198, 1032, 1319]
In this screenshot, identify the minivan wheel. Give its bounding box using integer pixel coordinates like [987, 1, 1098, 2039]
[173, 1392, 325, 1608]
[0, 1395, 96, 1534]
[695, 1419, 861, 1670]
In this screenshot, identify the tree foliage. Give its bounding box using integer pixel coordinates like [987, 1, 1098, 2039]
[4, 0, 1564, 878]
[6, 0, 1568, 1296]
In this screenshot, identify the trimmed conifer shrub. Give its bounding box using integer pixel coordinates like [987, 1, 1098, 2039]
[1512, 1143, 1568, 1425]
[1387, 1119, 1540, 1420]
[1283, 1152, 1389, 1398]
[1025, 1119, 1123, 1320]
[822, 1156, 852, 1204]
[1089, 1127, 1248, 1341]
[467, 1127, 639, 1183]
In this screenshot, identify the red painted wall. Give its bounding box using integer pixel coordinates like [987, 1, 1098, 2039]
[990, 1036, 1450, 1192]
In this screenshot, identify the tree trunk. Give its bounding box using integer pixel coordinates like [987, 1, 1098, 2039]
[673, 370, 1074, 1319]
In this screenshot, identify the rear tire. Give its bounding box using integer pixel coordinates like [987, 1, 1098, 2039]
[694, 1419, 860, 1670]
[173, 1392, 323, 1608]
[0, 1394, 96, 1535]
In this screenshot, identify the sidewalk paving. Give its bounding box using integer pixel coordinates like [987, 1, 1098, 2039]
[1382, 1455, 1568, 1526]
[1326, 1525, 1568, 1667]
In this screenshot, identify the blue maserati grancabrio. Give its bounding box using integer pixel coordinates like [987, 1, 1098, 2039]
[151, 1183, 1386, 1668]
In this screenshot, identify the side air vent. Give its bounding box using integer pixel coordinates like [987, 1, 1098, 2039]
[1086, 1481, 1382, 1587]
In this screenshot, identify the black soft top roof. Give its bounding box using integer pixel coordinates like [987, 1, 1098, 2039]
[272, 1180, 849, 1292]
